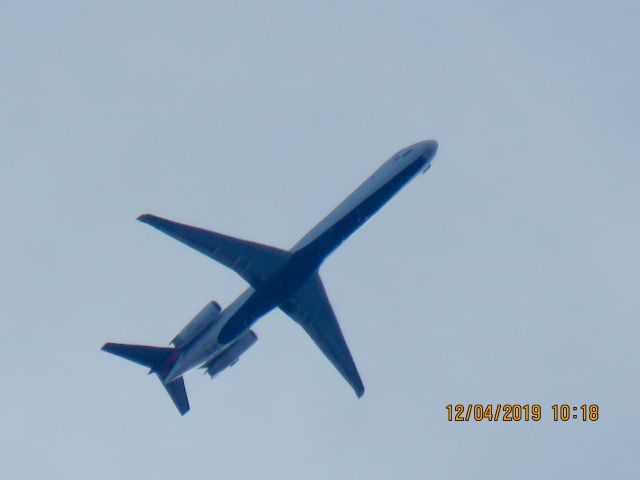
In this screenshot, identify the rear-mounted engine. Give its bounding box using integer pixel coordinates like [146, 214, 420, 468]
[203, 330, 258, 378]
[171, 301, 222, 348]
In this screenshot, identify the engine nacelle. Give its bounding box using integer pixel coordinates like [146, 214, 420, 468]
[171, 301, 221, 348]
[203, 330, 257, 378]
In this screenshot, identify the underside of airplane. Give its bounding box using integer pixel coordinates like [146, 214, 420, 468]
[103, 139, 438, 414]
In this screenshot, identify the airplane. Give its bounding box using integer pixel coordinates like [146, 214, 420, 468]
[102, 139, 438, 415]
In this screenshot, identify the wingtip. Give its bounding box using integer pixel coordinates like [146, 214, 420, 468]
[355, 385, 365, 399]
[137, 213, 152, 223]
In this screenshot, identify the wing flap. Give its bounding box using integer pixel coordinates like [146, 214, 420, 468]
[280, 272, 364, 397]
[138, 214, 291, 286]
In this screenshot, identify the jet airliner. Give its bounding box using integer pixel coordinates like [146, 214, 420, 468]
[103, 139, 438, 414]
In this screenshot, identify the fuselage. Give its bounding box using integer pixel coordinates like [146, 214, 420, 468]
[165, 140, 438, 383]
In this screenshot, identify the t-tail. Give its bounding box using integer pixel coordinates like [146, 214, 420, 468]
[102, 343, 190, 415]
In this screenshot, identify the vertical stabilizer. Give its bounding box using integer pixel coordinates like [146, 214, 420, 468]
[102, 342, 191, 415]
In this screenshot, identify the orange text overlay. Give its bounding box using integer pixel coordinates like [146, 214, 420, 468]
[445, 404, 600, 422]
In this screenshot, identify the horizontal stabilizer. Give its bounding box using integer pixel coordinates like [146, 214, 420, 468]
[138, 214, 291, 287]
[101, 343, 174, 368]
[161, 376, 190, 416]
[102, 342, 190, 415]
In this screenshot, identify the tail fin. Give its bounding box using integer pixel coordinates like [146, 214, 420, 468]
[162, 377, 189, 415]
[102, 342, 190, 415]
[101, 343, 174, 369]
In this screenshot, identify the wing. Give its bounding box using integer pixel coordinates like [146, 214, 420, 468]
[280, 272, 364, 397]
[138, 214, 291, 287]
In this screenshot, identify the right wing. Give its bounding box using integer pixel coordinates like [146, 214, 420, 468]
[280, 272, 365, 397]
[138, 214, 291, 287]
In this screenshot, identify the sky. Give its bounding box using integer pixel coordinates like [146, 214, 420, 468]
[1, 1, 639, 478]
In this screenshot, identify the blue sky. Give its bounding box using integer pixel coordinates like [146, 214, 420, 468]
[1, 1, 638, 478]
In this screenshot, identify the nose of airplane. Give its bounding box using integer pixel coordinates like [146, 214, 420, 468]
[421, 139, 438, 159]
[418, 139, 438, 172]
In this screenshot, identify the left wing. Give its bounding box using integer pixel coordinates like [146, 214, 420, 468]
[280, 272, 364, 397]
[138, 214, 290, 287]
